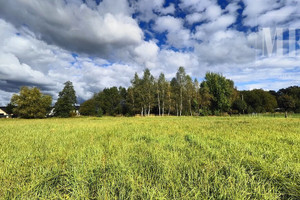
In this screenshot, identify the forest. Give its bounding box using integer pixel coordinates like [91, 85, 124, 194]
[7, 67, 300, 118]
[80, 67, 299, 117]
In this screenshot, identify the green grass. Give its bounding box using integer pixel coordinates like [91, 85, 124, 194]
[0, 116, 299, 199]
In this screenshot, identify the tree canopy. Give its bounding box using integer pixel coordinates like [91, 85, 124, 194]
[202, 72, 235, 114]
[10, 86, 52, 118]
[9, 67, 300, 118]
[79, 67, 299, 117]
[54, 81, 77, 117]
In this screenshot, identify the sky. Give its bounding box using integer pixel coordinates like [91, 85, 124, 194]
[0, 0, 300, 105]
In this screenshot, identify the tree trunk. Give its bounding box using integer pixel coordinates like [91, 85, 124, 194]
[285, 111, 287, 118]
[141, 107, 143, 116]
[189, 100, 192, 116]
[148, 104, 150, 116]
[180, 88, 182, 116]
[157, 92, 161, 116]
[162, 100, 165, 116]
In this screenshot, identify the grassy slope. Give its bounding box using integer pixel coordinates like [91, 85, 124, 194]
[0, 117, 299, 199]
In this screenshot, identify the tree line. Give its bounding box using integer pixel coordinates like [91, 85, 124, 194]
[8, 81, 76, 118]
[7, 67, 300, 118]
[80, 67, 300, 117]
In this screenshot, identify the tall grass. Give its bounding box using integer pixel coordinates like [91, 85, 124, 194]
[0, 117, 299, 199]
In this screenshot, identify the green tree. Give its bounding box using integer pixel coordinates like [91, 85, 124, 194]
[79, 98, 97, 116]
[10, 86, 52, 118]
[129, 73, 145, 116]
[95, 87, 123, 116]
[202, 72, 234, 114]
[176, 66, 187, 116]
[278, 86, 300, 113]
[166, 81, 172, 116]
[6, 103, 16, 115]
[199, 82, 212, 116]
[278, 95, 295, 117]
[157, 73, 168, 116]
[142, 69, 155, 116]
[193, 78, 201, 116]
[170, 77, 180, 116]
[126, 87, 136, 115]
[185, 75, 195, 116]
[54, 81, 77, 117]
[232, 98, 247, 114]
[241, 89, 277, 113]
[119, 86, 129, 115]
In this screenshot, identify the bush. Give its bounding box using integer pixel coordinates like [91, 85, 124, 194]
[97, 108, 103, 117]
[199, 109, 211, 116]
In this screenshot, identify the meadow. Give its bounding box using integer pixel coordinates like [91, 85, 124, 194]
[0, 116, 299, 199]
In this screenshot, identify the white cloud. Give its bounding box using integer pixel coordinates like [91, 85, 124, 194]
[0, 0, 143, 57]
[134, 40, 159, 66]
[258, 6, 297, 27]
[0, 0, 299, 106]
[153, 16, 183, 33]
[205, 4, 222, 21]
[160, 4, 176, 15]
[0, 52, 52, 88]
[153, 16, 193, 48]
[242, 0, 300, 27]
[195, 30, 256, 65]
[193, 14, 236, 40]
[186, 13, 203, 24]
[179, 0, 212, 13]
[131, 0, 175, 22]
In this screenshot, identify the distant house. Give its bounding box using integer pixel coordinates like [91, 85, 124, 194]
[47, 106, 80, 117]
[75, 105, 80, 116]
[0, 107, 9, 118]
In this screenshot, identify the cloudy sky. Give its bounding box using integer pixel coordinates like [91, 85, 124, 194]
[0, 0, 300, 105]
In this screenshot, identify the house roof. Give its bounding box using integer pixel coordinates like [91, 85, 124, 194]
[0, 107, 8, 115]
[0, 106, 8, 112]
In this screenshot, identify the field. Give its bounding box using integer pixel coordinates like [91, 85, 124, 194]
[0, 116, 299, 199]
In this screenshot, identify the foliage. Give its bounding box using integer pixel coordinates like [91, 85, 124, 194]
[97, 107, 103, 117]
[175, 66, 187, 116]
[5, 103, 16, 115]
[0, 117, 299, 199]
[232, 98, 247, 114]
[278, 95, 296, 111]
[80, 87, 127, 117]
[79, 98, 97, 116]
[54, 81, 77, 117]
[95, 87, 124, 116]
[202, 72, 235, 114]
[10, 86, 52, 118]
[277, 86, 300, 113]
[241, 89, 278, 113]
[78, 67, 298, 116]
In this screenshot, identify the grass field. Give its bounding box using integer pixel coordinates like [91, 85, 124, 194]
[0, 116, 299, 199]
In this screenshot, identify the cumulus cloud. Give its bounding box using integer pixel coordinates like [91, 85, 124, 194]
[194, 30, 256, 65]
[179, 0, 213, 13]
[0, 0, 143, 57]
[130, 0, 175, 22]
[186, 13, 203, 24]
[0, 18, 137, 103]
[242, 0, 300, 27]
[133, 40, 159, 67]
[193, 14, 236, 40]
[0, 0, 299, 106]
[153, 16, 193, 48]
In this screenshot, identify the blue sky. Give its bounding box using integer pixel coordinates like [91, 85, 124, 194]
[0, 0, 299, 105]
